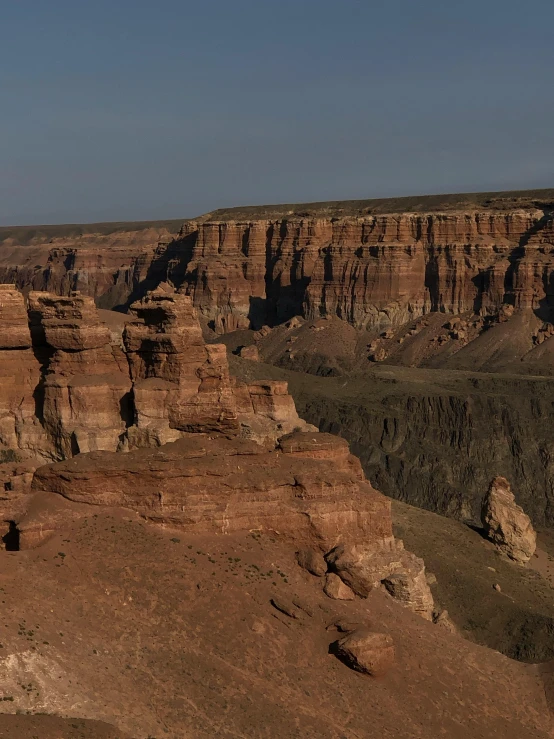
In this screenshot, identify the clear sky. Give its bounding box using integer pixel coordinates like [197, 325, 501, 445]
[1, 0, 553, 225]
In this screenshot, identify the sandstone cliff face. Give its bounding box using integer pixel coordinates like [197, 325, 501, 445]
[0, 286, 51, 461]
[28, 292, 132, 458]
[0, 285, 433, 620]
[123, 289, 238, 443]
[0, 286, 316, 469]
[0, 227, 175, 309]
[32, 432, 393, 552]
[174, 210, 554, 332]
[2, 209, 553, 333]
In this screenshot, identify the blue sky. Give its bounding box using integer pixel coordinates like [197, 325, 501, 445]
[1, 0, 553, 224]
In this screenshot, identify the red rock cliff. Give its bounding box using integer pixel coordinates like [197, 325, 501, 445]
[174, 210, 554, 332]
[2, 208, 553, 333]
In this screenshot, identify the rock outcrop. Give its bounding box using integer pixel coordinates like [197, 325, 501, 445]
[482, 476, 537, 563]
[121, 289, 315, 449]
[31, 425, 433, 620]
[0, 286, 50, 461]
[2, 207, 554, 333]
[122, 289, 238, 444]
[170, 211, 554, 333]
[326, 541, 434, 620]
[28, 292, 132, 458]
[0, 286, 312, 464]
[0, 284, 434, 620]
[31, 433, 393, 552]
[0, 225, 178, 309]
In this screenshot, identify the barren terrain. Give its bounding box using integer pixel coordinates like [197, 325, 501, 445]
[1, 504, 553, 738]
[2, 189, 554, 736]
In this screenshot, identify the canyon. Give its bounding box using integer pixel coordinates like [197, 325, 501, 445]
[2, 190, 553, 336]
[2, 189, 554, 737]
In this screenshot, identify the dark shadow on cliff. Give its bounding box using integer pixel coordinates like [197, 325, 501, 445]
[502, 208, 554, 321]
[247, 296, 267, 330]
[260, 221, 312, 327]
[472, 267, 495, 314]
[114, 231, 197, 311]
[424, 255, 440, 311]
[27, 307, 54, 424]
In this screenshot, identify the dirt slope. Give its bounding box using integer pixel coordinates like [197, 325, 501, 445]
[0, 505, 552, 738]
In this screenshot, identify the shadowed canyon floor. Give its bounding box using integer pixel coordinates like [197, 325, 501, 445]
[228, 354, 554, 526]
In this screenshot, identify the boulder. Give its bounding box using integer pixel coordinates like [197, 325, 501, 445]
[296, 548, 327, 577]
[326, 542, 434, 620]
[332, 629, 395, 676]
[323, 573, 355, 600]
[482, 476, 536, 564]
[239, 345, 260, 361]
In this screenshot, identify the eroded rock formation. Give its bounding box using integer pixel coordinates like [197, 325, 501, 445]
[0, 283, 433, 620]
[0, 286, 435, 620]
[31, 432, 393, 552]
[0, 286, 312, 464]
[28, 291, 132, 458]
[0, 286, 49, 461]
[2, 207, 554, 334]
[326, 541, 434, 620]
[482, 476, 537, 563]
[168, 211, 554, 333]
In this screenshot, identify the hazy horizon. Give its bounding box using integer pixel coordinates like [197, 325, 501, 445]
[2, 0, 553, 226]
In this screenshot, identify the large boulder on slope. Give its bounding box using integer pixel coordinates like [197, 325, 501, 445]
[482, 476, 536, 564]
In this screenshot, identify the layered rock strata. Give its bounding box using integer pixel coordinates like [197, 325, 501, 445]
[0, 286, 49, 460]
[0, 226, 177, 309]
[28, 292, 132, 458]
[0, 286, 311, 464]
[0, 285, 435, 620]
[175, 210, 554, 332]
[31, 430, 433, 618]
[31, 428, 434, 618]
[31, 432, 391, 550]
[2, 209, 554, 333]
[122, 289, 314, 448]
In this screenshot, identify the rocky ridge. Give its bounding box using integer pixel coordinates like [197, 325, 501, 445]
[0, 285, 314, 466]
[0, 284, 434, 624]
[0, 258, 553, 735]
[1, 200, 554, 337]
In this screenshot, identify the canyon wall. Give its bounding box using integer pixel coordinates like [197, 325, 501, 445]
[2, 209, 553, 332]
[0, 226, 175, 310]
[0, 286, 314, 468]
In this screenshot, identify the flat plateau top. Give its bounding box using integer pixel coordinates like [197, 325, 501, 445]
[195, 187, 554, 222]
[1, 187, 553, 244]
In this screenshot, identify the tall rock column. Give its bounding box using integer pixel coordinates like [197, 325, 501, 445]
[0, 285, 51, 461]
[27, 292, 132, 458]
[482, 476, 537, 563]
[122, 289, 239, 447]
